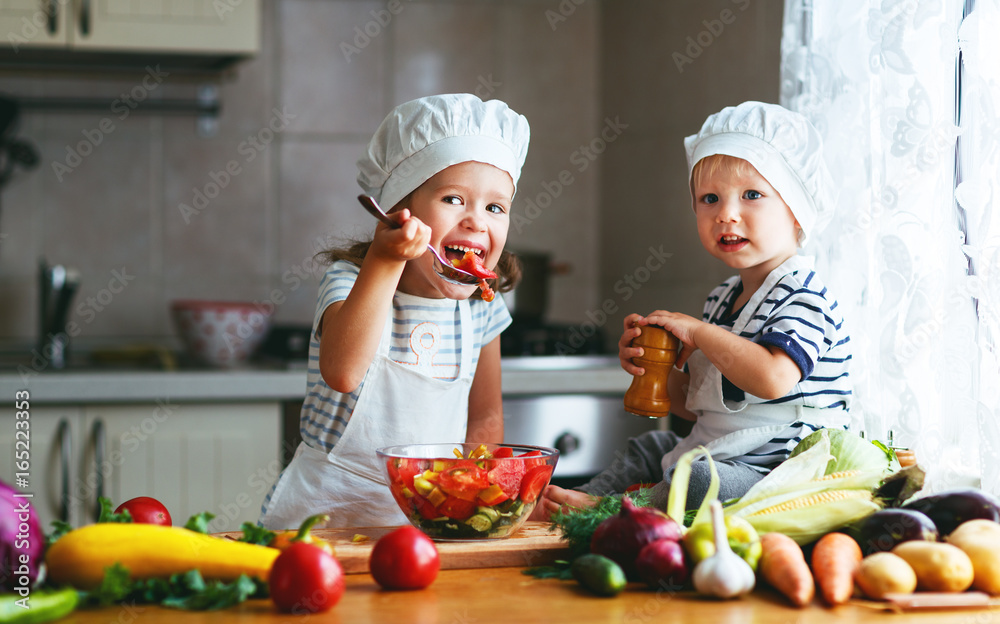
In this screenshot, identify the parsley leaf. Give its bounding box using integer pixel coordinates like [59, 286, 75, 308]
[184, 512, 216, 534]
[238, 522, 276, 545]
[81, 564, 266, 611]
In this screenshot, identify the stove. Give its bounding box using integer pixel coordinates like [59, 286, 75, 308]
[500, 320, 607, 357]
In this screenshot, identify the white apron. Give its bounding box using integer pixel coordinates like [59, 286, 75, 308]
[661, 268, 847, 472]
[260, 300, 474, 530]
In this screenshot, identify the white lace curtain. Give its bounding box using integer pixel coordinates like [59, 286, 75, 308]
[781, 0, 1000, 494]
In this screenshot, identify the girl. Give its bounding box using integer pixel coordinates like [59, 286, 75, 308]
[260, 94, 530, 529]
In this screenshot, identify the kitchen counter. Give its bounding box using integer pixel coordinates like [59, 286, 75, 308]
[0, 356, 629, 404]
[49, 566, 992, 623]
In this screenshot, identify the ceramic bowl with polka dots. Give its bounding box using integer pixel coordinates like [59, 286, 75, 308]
[170, 300, 273, 368]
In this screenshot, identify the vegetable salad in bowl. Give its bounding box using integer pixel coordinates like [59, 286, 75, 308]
[377, 443, 558, 540]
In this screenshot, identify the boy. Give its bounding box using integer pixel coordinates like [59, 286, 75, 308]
[536, 102, 851, 518]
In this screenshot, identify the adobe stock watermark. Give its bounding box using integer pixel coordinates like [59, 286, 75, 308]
[512, 115, 629, 234]
[341, 0, 414, 62]
[554, 245, 673, 355]
[178, 106, 296, 223]
[213, 0, 250, 20]
[51, 65, 170, 181]
[672, 0, 751, 73]
[545, 0, 590, 31]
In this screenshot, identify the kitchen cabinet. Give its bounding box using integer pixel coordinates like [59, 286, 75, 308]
[0, 0, 258, 60]
[1, 402, 281, 531]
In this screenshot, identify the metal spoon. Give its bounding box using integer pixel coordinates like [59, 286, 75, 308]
[357, 194, 482, 286]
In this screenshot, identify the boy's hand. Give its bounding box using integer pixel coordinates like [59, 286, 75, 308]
[618, 313, 647, 375]
[370, 208, 431, 262]
[643, 310, 705, 370]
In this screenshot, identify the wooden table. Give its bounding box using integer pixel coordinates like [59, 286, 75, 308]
[52, 566, 1000, 623]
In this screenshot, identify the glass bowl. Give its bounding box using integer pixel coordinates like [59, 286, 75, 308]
[376, 443, 559, 540]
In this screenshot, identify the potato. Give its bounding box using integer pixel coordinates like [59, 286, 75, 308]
[855, 552, 917, 600]
[947, 519, 1000, 548]
[892, 541, 974, 592]
[946, 520, 1000, 595]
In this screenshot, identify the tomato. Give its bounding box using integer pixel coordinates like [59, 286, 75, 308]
[115, 496, 172, 526]
[487, 459, 526, 499]
[451, 250, 496, 280]
[437, 460, 489, 502]
[520, 465, 553, 504]
[269, 542, 345, 613]
[412, 494, 440, 520]
[491, 447, 514, 459]
[518, 450, 547, 469]
[438, 495, 477, 519]
[387, 458, 423, 491]
[369, 526, 440, 590]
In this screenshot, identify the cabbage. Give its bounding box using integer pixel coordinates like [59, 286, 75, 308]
[789, 428, 895, 475]
[1, 479, 45, 592]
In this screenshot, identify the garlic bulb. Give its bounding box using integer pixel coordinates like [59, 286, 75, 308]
[692, 500, 756, 599]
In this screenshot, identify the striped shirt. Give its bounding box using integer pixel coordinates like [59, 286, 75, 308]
[299, 260, 512, 453]
[704, 261, 852, 467]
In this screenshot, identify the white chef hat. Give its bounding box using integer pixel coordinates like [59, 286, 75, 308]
[683, 101, 835, 246]
[358, 93, 531, 211]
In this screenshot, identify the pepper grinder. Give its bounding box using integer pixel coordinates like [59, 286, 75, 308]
[624, 325, 680, 418]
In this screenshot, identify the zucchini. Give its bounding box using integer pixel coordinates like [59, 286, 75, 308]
[465, 514, 494, 532]
[45, 523, 280, 589]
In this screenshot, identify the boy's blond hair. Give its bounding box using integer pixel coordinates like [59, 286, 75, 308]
[689, 154, 760, 195]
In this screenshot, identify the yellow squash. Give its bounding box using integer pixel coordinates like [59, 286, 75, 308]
[45, 523, 280, 589]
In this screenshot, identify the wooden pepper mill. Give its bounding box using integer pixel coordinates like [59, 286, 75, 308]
[624, 325, 680, 418]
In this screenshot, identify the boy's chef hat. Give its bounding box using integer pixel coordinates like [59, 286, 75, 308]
[684, 101, 834, 246]
[358, 93, 530, 211]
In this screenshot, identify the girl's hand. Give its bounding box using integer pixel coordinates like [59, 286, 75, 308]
[618, 313, 647, 375]
[370, 208, 431, 262]
[530, 485, 596, 521]
[643, 310, 705, 369]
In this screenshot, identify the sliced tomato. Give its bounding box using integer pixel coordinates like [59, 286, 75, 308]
[388, 458, 423, 491]
[492, 447, 514, 459]
[477, 484, 509, 507]
[438, 495, 477, 520]
[412, 494, 439, 520]
[487, 459, 526, 499]
[518, 450, 547, 470]
[520, 465, 553, 504]
[437, 460, 489, 502]
[451, 250, 496, 280]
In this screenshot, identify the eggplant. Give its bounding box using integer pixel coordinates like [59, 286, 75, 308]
[902, 488, 1000, 537]
[856, 509, 938, 555]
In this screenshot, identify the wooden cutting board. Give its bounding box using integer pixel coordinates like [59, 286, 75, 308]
[216, 521, 568, 574]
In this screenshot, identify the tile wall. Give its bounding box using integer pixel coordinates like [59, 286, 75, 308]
[0, 0, 782, 356]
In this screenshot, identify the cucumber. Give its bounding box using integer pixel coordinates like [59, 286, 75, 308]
[465, 513, 494, 532]
[476, 506, 501, 523]
[570, 554, 627, 597]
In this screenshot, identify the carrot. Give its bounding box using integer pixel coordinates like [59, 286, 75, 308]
[810, 531, 863, 606]
[759, 532, 815, 607]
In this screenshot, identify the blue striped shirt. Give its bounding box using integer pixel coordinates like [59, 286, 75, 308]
[704, 263, 853, 467]
[299, 260, 512, 453]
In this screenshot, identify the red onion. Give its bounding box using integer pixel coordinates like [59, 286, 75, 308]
[636, 538, 689, 589]
[590, 496, 682, 579]
[1, 479, 45, 592]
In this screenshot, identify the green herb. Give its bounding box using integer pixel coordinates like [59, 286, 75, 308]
[522, 560, 574, 580]
[184, 512, 216, 534]
[549, 490, 655, 560]
[82, 563, 265, 611]
[47, 520, 73, 546]
[96, 497, 133, 523]
[237, 522, 276, 545]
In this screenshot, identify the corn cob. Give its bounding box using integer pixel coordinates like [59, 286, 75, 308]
[741, 489, 880, 544]
[749, 488, 872, 516]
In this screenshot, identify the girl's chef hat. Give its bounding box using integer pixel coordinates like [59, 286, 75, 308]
[358, 94, 530, 211]
[684, 101, 834, 246]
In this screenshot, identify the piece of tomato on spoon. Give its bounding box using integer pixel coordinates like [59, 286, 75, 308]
[451, 251, 497, 302]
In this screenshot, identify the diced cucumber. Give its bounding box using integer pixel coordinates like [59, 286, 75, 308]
[465, 513, 494, 532]
[476, 506, 501, 523]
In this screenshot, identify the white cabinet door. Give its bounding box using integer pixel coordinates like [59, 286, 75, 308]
[0, 404, 92, 530]
[0, 0, 259, 54]
[82, 402, 281, 530]
[0, 0, 70, 49]
[70, 0, 259, 54]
